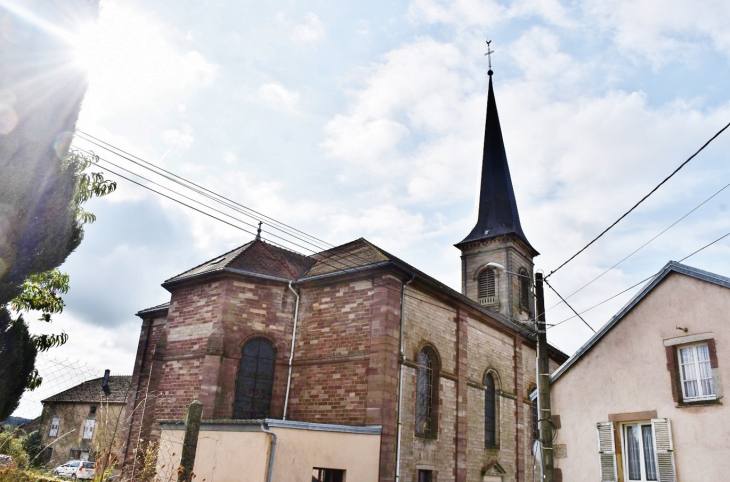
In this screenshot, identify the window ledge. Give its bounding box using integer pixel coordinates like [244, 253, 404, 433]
[677, 398, 722, 408]
[415, 433, 439, 441]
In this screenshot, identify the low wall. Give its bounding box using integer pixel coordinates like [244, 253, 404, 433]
[157, 419, 381, 482]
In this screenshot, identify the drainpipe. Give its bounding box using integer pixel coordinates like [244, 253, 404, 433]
[395, 275, 416, 482]
[283, 282, 300, 420]
[260, 422, 278, 482]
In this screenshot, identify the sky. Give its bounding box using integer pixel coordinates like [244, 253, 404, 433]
[9, 0, 730, 417]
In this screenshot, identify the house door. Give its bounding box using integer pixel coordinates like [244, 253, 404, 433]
[623, 423, 657, 481]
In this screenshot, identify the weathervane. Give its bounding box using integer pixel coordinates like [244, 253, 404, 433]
[484, 40, 495, 74]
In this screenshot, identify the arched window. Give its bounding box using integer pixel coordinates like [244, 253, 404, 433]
[485, 373, 497, 447]
[415, 346, 438, 436]
[519, 268, 531, 310]
[234, 338, 275, 419]
[478, 268, 497, 306]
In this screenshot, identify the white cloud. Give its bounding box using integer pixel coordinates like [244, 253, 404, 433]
[291, 12, 326, 44]
[162, 128, 194, 149]
[277, 12, 326, 45]
[77, 1, 218, 123]
[582, 0, 730, 64]
[257, 83, 300, 113]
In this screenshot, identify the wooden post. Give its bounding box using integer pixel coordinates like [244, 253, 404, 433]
[535, 273, 553, 482]
[178, 400, 203, 482]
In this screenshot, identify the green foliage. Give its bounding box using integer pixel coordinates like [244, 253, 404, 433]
[66, 150, 117, 226]
[0, 311, 37, 421]
[0, 427, 30, 469]
[10, 270, 69, 323]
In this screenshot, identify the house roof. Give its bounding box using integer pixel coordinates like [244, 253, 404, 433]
[42, 376, 132, 404]
[551, 261, 730, 383]
[136, 301, 170, 317]
[456, 71, 536, 254]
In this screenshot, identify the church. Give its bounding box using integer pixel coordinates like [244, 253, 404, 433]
[120, 70, 567, 482]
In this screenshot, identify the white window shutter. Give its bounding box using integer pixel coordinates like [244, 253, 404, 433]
[651, 418, 677, 482]
[596, 422, 617, 481]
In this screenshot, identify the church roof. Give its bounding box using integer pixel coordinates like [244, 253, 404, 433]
[164, 240, 315, 286]
[154, 236, 567, 361]
[456, 72, 536, 253]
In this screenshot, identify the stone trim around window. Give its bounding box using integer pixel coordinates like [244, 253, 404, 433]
[664, 335, 723, 405]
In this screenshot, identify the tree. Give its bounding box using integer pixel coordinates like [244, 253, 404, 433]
[0, 0, 101, 420]
[0, 150, 115, 420]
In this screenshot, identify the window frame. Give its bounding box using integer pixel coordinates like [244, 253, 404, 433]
[518, 268, 531, 311]
[484, 372, 498, 448]
[415, 345, 439, 438]
[620, 421, 658, 482]
[477, 267, 498, 306]
[677, 342, 716, 402]
[233, 337, 277, 419]
[48, 417, 60, 437]
[664, 334, 722, 405]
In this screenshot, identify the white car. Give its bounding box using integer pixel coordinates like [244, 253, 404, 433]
[52, 460, 95, 480]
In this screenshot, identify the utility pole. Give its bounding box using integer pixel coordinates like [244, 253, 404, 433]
[535, 273, 554, 482]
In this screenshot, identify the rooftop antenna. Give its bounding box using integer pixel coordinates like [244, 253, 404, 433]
[484, 40, 495, 75]
[256, 221, 262, 240]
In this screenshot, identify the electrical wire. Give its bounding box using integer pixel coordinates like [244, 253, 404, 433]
[546, 119, 730, 279]
[75, 148, 492, 318]
[542, 278, 595, 333]
[547, 229, 730, 330]
[543, 181, 730, 314]
[75, 131, 333, 251]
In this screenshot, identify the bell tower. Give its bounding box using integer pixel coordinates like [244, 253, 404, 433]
[455, 68, 538, 322]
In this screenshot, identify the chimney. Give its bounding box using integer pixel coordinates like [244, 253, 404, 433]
[102, 369, 111, 396]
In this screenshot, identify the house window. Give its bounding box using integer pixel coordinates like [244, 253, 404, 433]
[234, 338, 276, 419]
[49, 417, 60, 437]
[598, 419, 676, 482]
[415, 346, 438, 437]
[82, 419, 95, 440]
[678, 343, 716, 401]
[519, 268, 530, 310]
[89, 406, 97, 417]
[623, 423, 657, 481]
[418, 470, 433, 482]
[478, 268, 497, 306]
[312, 468, 344, 482]
[484, 374, 496, 447]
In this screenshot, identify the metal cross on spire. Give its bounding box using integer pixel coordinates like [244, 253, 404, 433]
[256, 221, 262, 240]
[484, 40, 495, 75]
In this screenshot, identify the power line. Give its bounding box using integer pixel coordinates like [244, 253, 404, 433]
[75, 131, 333, 251]
[76, 148, 494, 319]
[542, 278, 595, 333]
[547, 228, 730, 330]
[543, 181, 730, 314]
[546, 119, 730, 279]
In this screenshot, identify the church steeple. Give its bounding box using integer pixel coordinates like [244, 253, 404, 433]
[456, 70, 535, 252]
[456, 64, 537, 322]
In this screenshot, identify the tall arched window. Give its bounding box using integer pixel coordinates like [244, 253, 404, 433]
[519, 268, 531, 310]
[485, 373, 497, 447]
[234, 338, 275, 419]
[415, 346, 438, 436]
[478, 268, 497, 306]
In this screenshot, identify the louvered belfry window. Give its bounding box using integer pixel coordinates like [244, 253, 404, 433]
[234, 338, 275, 419]
[519, 268, 530, 310]
[416, 347, 438, 436]
[478, 268, 497, 305]
[484, 374, 497, 447]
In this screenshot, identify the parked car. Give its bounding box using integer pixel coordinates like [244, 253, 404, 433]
[52, 460, 95, 480]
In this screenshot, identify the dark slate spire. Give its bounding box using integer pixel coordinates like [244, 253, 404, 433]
[456, 71, 536, 252]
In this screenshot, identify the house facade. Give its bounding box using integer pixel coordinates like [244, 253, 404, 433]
[550, 262, 730, 481]
[40, 375, 131, 467]
[120, 70, 567, 482]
